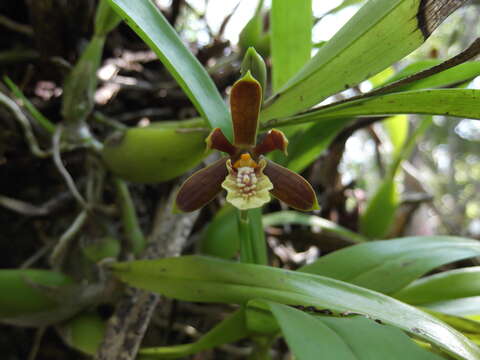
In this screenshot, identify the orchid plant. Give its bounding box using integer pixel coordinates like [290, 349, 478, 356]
[175, 72, 318, 213]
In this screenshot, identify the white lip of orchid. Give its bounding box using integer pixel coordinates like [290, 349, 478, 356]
[235, 166, 258, 199]
[222, 158, 273, 210]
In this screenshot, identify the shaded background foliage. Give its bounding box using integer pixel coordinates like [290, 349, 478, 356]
[1, 0, 480, 359]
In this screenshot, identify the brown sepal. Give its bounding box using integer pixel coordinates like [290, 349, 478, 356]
[206, 128, 237, 156]
[230, 73, 262, 147]
[176, 157, 228, 212]
[264, 160, 319, 212]
[253, 129, 289, 156]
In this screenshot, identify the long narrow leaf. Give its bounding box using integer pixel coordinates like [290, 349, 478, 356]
[278, 117, 352, 172]
[394, 267, 480, 305]
[268, 89, 480, 128]
[111, 255, 480, 360]
[271, 0, 312, 91]
[299, 236, 480, 295]
[107, 0, 231, 138]
[263, 210, 368, 243]
[266, 301, 443, 360]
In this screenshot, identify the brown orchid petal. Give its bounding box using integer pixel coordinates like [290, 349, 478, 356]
[253, 129, 289, 156]
[205, 128, 237, 156]
[264, 160, 318, 212]
[230, 72, 262, 147]
[176, 157, 228, 212]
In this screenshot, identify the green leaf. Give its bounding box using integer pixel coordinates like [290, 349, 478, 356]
[238, 0, 265, 52]
[0, 269, 97, 327]
[107, 0, 231, 138]
[200, 204, 239, 259]
[111, 255, 480, 360]
[322, 0, 365, 17]
[423, 309, 480, 338]
[299, 236, 480, 295]
[383, 61, 480, 91]
[0, 269, 73, 318]
[139, 309, 249, 359]
[423, 297, 480, 317]
[268, 302, 358, 360]
[269, 89, 480, 128]
[61, 36, 105, 123]
[275, 117, 352, 172]
[384, 60, 442, 84]
[241, 47, 267, 99]
[394, 267, 480, 305]
[359, 179, 399, 239]
[271, 0, 312, 92]
[61, 312, 106, 355]
[383, 115, 408, 157]
[266, 301, 443, 360]
[360, 116, 431, 239]
[3, 76, 55, 133]
[261, 0, 448, 121]
[263, 210, 368, 243]
[94, 0, 122, 36]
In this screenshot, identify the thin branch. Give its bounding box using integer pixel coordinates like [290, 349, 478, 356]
[0, 14, 33, 36]
[49, 210, 88, 266]
[0, 91, 49, 158]
[0, 194, 49, 216]
[27, 327, 46, 360]
[52, 126, 87, 207]
[20, 243, 53, 269]
[217, 1, 240, 38]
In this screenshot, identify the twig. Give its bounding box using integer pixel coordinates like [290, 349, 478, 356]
[0, 91, 49, 158]
[95, 184, 200, 360]
[0, 190, 73, 217]
[0, 14, 33, 36]
[0, 194, 50, 216]
[217, 1, 240, 38]
[49, 210, 88, 266]
[20, 243, 54, 269]
[52, 126, 87, 208]
[27, 327, 46, 360]
[92, 111, 127, 130]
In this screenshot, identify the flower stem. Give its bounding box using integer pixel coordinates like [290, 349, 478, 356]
[237, 209, 268, 265]
[238, 210, 254, 263]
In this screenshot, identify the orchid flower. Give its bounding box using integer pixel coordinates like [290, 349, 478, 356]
[176, 72, 318, 212]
